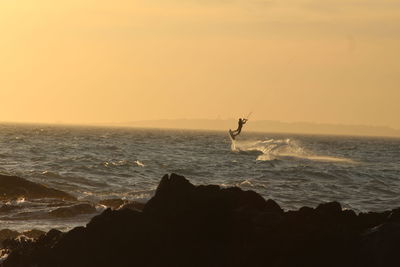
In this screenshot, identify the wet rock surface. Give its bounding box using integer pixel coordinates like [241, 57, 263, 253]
[2, 173, 400, 267]
[98, 198, 128, 209]
[0, 229, 45, 249]
[48, 204, 97, 218]
[98, 198, 145, 211]
[0, 175, 76, 202]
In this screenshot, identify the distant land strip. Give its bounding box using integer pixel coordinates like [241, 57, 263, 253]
[109, 119, 400, 138]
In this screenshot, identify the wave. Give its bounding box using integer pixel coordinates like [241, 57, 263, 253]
[231, 138, 354, 163]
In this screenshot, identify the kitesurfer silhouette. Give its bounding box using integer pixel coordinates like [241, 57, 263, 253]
[230, 118, 248, 138]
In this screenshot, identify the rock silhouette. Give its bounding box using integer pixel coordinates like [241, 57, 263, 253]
[2, 173, 400, 267]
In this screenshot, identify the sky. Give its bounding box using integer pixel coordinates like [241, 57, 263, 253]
[1, 0, 399, 129]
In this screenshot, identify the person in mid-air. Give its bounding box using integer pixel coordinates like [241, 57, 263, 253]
[231, 118, 248, 137]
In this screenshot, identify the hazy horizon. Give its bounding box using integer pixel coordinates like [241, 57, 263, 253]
[1, 118, 399, 138]
[1, 0, 399, 129]
[113, 118, 400, 137]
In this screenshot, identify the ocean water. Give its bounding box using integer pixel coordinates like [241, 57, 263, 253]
[0, 123, 400, 232]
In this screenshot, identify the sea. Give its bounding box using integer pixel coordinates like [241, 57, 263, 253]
[0, 123, 400, 232]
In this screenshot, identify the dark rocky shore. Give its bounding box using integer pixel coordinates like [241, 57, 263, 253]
[1, 173, 400, 267]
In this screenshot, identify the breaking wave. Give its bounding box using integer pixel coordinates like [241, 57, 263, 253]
[231, 138, 353, 163]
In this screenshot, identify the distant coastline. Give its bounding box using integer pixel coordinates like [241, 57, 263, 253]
[1, 120, 399, 138]
[108, 119, 400, 138]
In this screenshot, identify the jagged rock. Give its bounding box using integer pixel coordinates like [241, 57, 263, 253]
[0, 174, 76, 201]
[3, 173, 400, 267]
[144, 173, 271, 215]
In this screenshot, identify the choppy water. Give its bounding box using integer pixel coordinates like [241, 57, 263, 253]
[1, 123, 400, 232]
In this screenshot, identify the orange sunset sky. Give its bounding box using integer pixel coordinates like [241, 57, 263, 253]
[1, 0, 399, 129]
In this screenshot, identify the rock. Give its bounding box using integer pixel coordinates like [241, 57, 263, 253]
[316, 201, 342, 215]
[118, 201, 145, 211]
[387, 208, 400, 223]
[358, 211, 391, 229]
[2, 235, 33, 253]
[156, 173, 195, 195]
[357, 222, 400, 267]
[49, 204, 97, 218]
[145, 173, 269, 215]
[40, 229, 64, 245]
[22, 229, 46, 239]
[253, 210, 284, 227]
[0, 229, 46, 249]
[0, 174, 76, 201]
[265, 199, 283, 214]
[0, 229, 19, 248]
[3, 173, 400, 267]
[98, 198, 128, 209]
[223, 187, 268, 211]
[298, 206, 315, 216]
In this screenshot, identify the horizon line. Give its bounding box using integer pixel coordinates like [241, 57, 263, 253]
[1, 119, 399, 139]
